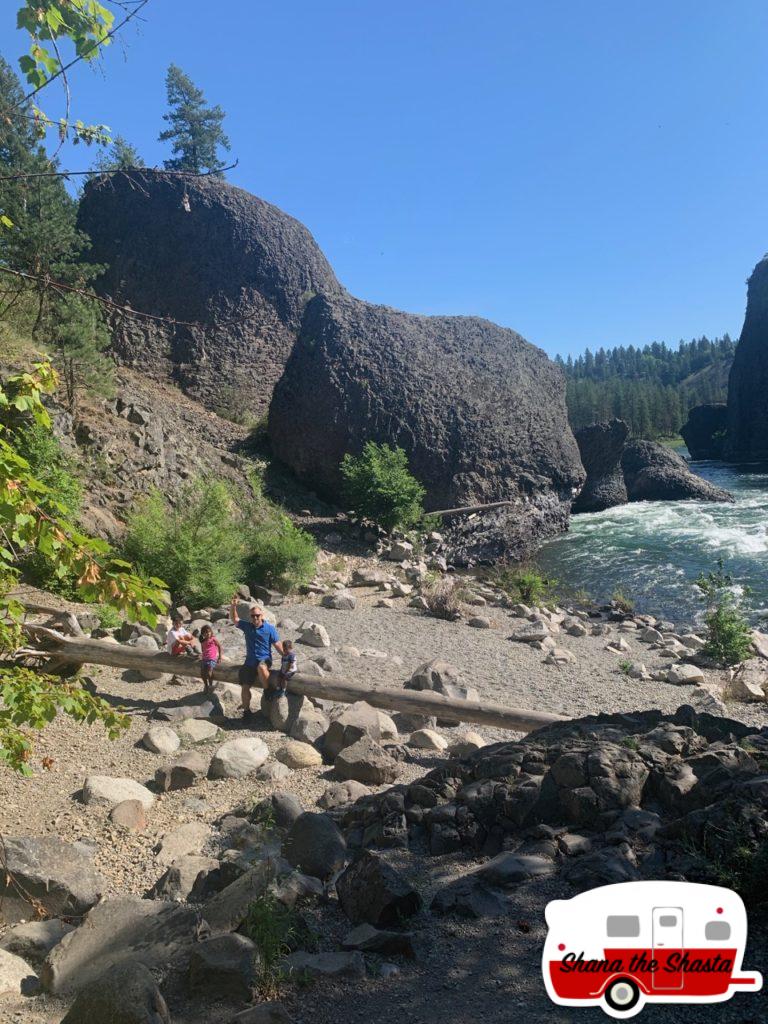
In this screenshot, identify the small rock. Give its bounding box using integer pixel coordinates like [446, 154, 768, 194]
[255, 762, 291, 782]
[82, 775, 155, 811]
[337, 644, 361, 658]
[544, 647, 576, 666]
[317, 780, 371, 809]
[275, 741, 323, 769]
[0, 920, 73, 967]
[209, 738, 269, 780]
[448, 732, 485, 758]
[469, 616, 491, 629]
[150, 855, 219, 901]
[255, 792, 304, 829]
[141, 726, 180, 756]
[297, 622, 331, 648]
[284, 950, 364, 979]
[156, 822, 210, 866]
[109, 800, 147, 832]
[666, 664, 706, 685]
[321, 592, 357, 610]
[341, 923, 415, 957]
[155, 752, 209, 791]
[408, 729, 448, 751]
[178, 719, 219, 743]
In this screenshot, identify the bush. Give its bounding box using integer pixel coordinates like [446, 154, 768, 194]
[489, 563, 556, 607]
[244, 513, 317, 592]
[611, 589, 634, 614]
[422, 577, 462, 620]
[16, 424, 82, 595]
[242, 893, 298, 997]
[340, 442, 427, 533]
[702, 600, 753, 666]
[123, 482, 246, 607]
[695, 558, 753, 666]
[96, 604, 122, 630]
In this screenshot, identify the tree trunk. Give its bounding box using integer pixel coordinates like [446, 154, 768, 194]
[19, 627, 567, 733]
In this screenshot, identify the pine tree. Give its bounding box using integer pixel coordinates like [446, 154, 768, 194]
[159, 64, 230, 175]
[91, 135, 144, 173]
[0, 57, 113, 414]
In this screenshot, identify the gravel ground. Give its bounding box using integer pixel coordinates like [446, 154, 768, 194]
[1, 583, 767, 1024]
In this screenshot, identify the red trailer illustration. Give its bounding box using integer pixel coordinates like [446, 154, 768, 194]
[543, 880, 762, 1018]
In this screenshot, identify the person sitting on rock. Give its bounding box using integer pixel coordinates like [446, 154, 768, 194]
[198, 625, 222, 696]
[229, 596, 284, 719]
[273, 639, 297, 699]
[166, 614, 196, 656]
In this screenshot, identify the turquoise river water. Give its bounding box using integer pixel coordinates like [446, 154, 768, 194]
[537, 454, 768, 628]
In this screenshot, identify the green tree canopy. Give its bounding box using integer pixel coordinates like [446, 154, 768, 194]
[341, 442, 428, 533]
[159, 64, 230, 175]
[91, 134, 144, 173]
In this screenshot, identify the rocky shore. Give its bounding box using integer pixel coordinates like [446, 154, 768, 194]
[2, 548, 768, 1024]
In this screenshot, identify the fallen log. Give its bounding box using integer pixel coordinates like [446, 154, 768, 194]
[429, 500, 516, 519]
[19, 626, 567, 733]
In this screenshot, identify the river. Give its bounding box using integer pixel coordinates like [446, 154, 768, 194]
[537, 454, 768, 628]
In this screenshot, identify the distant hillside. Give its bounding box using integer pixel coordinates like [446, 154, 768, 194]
[556, 335, 735, 439]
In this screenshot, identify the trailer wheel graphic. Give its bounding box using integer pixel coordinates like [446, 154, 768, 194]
[604, 978, 641, 1014]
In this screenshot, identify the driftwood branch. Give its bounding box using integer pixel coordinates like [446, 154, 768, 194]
[429, 500, 516, 518]
[19, 627, 566, 733]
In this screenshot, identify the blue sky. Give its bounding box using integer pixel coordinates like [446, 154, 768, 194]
[5, 0, 768, 358]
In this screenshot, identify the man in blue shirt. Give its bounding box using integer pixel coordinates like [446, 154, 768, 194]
[229, 596, 284, 719]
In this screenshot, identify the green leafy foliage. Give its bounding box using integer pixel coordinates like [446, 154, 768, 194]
[123, 482, 245, 609]
[14, 1, 115, 146]
[0, 361, 167, 772]
[611, 589, 634, 614]
[695, 558, 753, 666]
[124, 475, 318, 605]
[90, 134, 144, 173]
[159, 64, 230, 175]
[341, 442, 428, 533]
[489, 562, 557, 607]
[244, 515, 317, 593]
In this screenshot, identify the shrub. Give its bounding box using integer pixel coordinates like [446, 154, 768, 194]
[244, 513, 317, 592]
[489, 562, 556, 607]
[422, 577, 462, 620]
[123, 482, 246, 607]
[96, 604, 122, 630]
[340, 442, 427, 533]
[242, 893, 297, 997]
[611, 589, 634, 614]
[695, 558, 753, 666]
[16, 424, 82, 595]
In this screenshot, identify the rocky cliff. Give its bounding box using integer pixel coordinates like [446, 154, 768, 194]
[621, 440, 733, 503]
[726, 254, 768, 460]
[269, 294, 585, 560]
[78, 170, 344, 417]
[572, 419, 629, 513]
[680, 403, 728, 459]
[79, 171, 585, 559]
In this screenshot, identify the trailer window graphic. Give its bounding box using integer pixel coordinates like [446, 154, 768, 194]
[543, 880, 762, 1018]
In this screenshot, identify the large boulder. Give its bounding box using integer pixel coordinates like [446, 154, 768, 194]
[41, 896, 199, 995]
[335, 851, 421, 925]
[283, 812, 347, 879]
[324, 701, 382, 759]
[208, 738, 269, 779]
[334, 737, 404, 785]
[621, 440, 733, 503]
[726, 255, 768, 459]
[0, 837, 105, 923]
[681, 403, 728, 460]
[77, 170, 343, 417]
[82, 775, 155, 811]
[59, 960, 171, 1024]
[572, 419, 629, 513]
[269, 294, 584, 561]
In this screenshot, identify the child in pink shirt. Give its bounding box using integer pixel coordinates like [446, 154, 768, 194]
[199, 625, 222, 695]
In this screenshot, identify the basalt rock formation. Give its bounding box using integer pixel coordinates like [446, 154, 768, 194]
[726, 254, 768, 460]
[572, 419, 629, 513]
[680, 404, 728, 460]
[77, 169, 343, 417]
[79, 170, 585, 558]
[269, 295, 585, 561]
[621, 440, 733, 503]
